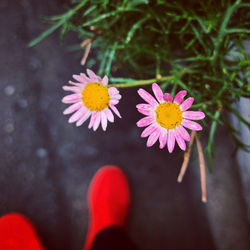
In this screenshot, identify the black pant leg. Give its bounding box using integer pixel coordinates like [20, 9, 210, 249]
[91, 226, 138, 250]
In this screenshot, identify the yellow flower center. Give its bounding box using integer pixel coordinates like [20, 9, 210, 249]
[82, 82, 110, 111]
[155, 103, 183, 130]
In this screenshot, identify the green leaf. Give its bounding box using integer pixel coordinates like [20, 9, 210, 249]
[28, 0, 88, 47]
[82, 10, 118, 26]
[206, 111, 223, 125]
[82, 8, 143, 27]
[127, 0, 149, 7]
[228, 105, 250, 128]
[60, 22, 69, 41]
[205, 109, 221, 172]
[43, 14, 64, 21]
[226, 28, 250, 34]
[125, 16, 150, 44]
[170, 83, 177, 96]
[82, 6, 97, 17]
[196, 18, 210, 34]
[105, 42, 118, 75]
[101, 0, 110, 8]
[28, 19, 64, 47]
[190, 23, 208, 53]
[98, 49, 110, 75]
[159, 81, 169, 91]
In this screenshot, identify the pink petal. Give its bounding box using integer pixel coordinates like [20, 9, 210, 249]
[104, 108, 114, 122]
[163, 93, 173, 102]
[68, 107, 87, 123]
[167, 130, 176, 153]
[97, 76, 102, 82]
[137, 108, 151, 116]
[62, 86, 81, 93]
[101, 111, 108, 131]
[147, 129, 160, 147]
[137, 116, 154, 127]
[76, 110, 91, 127]
[87, 69, 101, 82]
[62, 94, 81, 104]
[102, 75, 109, 85]
[136, 103, 152, 110]
[183, 111, 205, 120]
[87, 69, 97, 79]
[159, 129, 167, 149]
[136, 104, 153, 116]
[110, 99, 119, 105]
[80, 73, 91, 82]
[112, 94, 122, 100]
[182, 119, 202, 131]
[63, 102, 82, 115]
[137, 88, 158, 106]
[108, 87, 119, 95]
[180, 97, 194, 111]
[93, 113, 101, 131]
[176, 125, 190, 141]
[174, 90, 187, 105]
[175, 131, 186, 151]
[68, 81, 83, 87]
[152, 83, 164, 103]
[88, 112, 97, 129]
[136, 104, 152, 116]
[73, 74, 84, 83]
[141, 124, 157, 138]
[110, 105, 121, 118]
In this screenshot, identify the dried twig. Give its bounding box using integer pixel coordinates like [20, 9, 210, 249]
[195, 133, 207, 203]
[81, 42, 92, 65]
[177, 130, 196, 183]
[80, 38, 92, 48]
[80, 37, 93, 65]
[80, 32, 102, 65]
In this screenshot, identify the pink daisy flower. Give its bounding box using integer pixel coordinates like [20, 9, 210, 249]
[62, 69, 121, 131]
[136, 83, 205, 153]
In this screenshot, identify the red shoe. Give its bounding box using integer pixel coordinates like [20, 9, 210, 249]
[0, 213, 44, 250]
[84, 165, 130, 250]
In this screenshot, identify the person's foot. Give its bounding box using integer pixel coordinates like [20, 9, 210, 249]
[0, 213, 44, 250]
[84, 165, 130, 250]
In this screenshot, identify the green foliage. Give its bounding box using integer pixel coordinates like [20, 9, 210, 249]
[29, 0, 250, 165]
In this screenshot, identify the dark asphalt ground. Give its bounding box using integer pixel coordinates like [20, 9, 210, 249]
[0, 1, 248, 250]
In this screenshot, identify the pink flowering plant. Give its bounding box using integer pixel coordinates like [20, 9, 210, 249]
[61, 69, 208, 201]
[62, 69, 121, 131]
[30, 0, 250, 202]
[136, 84, 205, 153]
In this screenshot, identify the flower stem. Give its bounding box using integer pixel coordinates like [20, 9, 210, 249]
[110, 67, 188, 88]
[110, 75, 174, 88]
